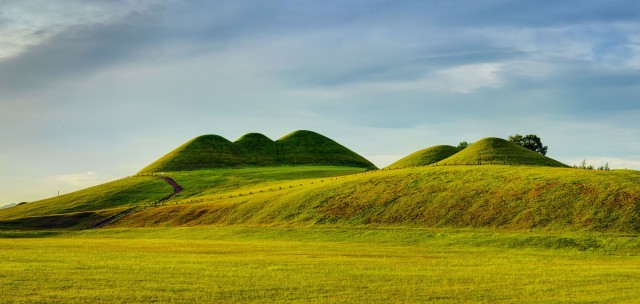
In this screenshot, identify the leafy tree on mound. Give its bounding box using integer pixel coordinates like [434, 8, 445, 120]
[508, 134, 548, 156]
[457, 141, 470, 149]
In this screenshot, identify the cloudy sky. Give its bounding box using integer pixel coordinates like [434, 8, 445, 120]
[1, 0, 639, 204]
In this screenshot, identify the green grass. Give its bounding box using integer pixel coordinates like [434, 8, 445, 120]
[139, 130, 376, 173]
[388, 145, 460, 168]
[0, 176, 170, 220]
[116, 166, 640, 232]
[435, 137, 567, 167]
[2, 226, 640, 303]
[166, 166, 367, 201]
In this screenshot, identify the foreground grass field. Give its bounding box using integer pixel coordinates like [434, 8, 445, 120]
[2, 226, 640, 303]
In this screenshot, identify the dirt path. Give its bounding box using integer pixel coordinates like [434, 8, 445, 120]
[92, 175, 183, 228]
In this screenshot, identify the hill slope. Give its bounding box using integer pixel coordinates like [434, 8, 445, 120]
[435, 137, 567, 167]
[388, 145, 460, 168]
[114, 166, 640, 233]
[275, 130, 376, 169]
[139, 130, 376, 173]
[0, 177, 171, 220]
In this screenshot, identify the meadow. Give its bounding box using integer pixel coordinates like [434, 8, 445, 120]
[2, 226, 640, 303]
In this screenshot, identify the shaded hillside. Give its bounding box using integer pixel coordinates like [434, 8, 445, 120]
[235, 133, 277, 165]
[114, 166, 640, 233]
[139, 130, 376, 173]
[388, 145, 460, 168]
[435, 137, 567, 167]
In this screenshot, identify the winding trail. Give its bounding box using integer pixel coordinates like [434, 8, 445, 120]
[155, 176, 183, 205]
[92, 175, 183, 228]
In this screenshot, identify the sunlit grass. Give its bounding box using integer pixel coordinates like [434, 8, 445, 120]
[2, 227, 640, 303]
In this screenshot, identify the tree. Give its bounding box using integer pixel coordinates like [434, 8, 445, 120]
[508, 134, 548, 156]
[457, 141, 470, 149]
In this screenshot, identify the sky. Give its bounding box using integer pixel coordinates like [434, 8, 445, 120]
[1, 0, 639, 205]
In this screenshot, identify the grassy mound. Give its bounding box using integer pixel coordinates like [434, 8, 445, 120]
[388, 145, 460, 168]
[140, 135, 240, 173]
[275, 130, 376, 169]
[139, 130, 376, 173]
[115, 166, 640, 233]
[235, 133, 277, 165]
[0, 177, 171, 220]
[435, 137, 567, 167]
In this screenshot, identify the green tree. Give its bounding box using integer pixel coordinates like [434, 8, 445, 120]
[508, 134, 548, 156]
[457, 141, 470, 149]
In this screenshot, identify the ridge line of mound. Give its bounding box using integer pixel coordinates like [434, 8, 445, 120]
[139, 130, 376, 173]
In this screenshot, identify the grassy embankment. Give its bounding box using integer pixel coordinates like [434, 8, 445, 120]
[0, 166, 366, 229]
[2, 226, 640, 303]
[116, 165, 640, 233]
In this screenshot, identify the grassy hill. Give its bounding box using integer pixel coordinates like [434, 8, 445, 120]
[435, 137, 567, 167]
[234, 133, 277, 165]
[0, 177, 171, 220]
[275, 130, 376, 169]
[113, 166, 640, 233]
[139, 130, 376, 173]
[139, 135, 241, 173]
[388, 145, 460, 168]
[0, 166, 366, 229]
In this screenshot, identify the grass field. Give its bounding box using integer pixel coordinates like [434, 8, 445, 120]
[2, 226, 640, 303]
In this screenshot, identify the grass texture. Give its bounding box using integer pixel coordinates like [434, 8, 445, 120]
[2, 227, 640, 303]
[115, 166, 640, 233]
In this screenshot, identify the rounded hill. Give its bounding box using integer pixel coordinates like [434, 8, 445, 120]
[139, 135, 240, 173]
[388, 145, 460, 168]
[275, 130, 376, 169]
[435, 137, 567, 167]
[139, 130, 376, 173]
[234, 133, 277, 165]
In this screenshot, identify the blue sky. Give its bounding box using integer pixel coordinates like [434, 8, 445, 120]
[1, 0, 639, 204]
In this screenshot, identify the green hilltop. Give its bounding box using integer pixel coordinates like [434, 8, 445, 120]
[388, 145, 460, 168]
[139, 130, 377, 173]
[435, 137, 567, 167]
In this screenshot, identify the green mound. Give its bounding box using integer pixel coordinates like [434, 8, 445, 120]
[235, 133, 277, 165]
[140, 135, 240, 173]
[275, 130, 376, 169]
[435, 137, 567, 167]
[140, 130, 376, 173]
[388, 145, 460, 168]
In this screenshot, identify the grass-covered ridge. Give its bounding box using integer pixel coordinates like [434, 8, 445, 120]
[388, 145, 460, 168]
[115, 166, 640, 233]
[0, 177, 171, 220]
[139, 130, 376, 173]
[435, 137, 567, 167]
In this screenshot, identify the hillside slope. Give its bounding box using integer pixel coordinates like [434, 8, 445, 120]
[0, 177, 171, 220]
[114, 166, 640, 233]
[388, 145, 460, 168]
[139, 130, 376, 173]
[435, 137, 567, 167]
